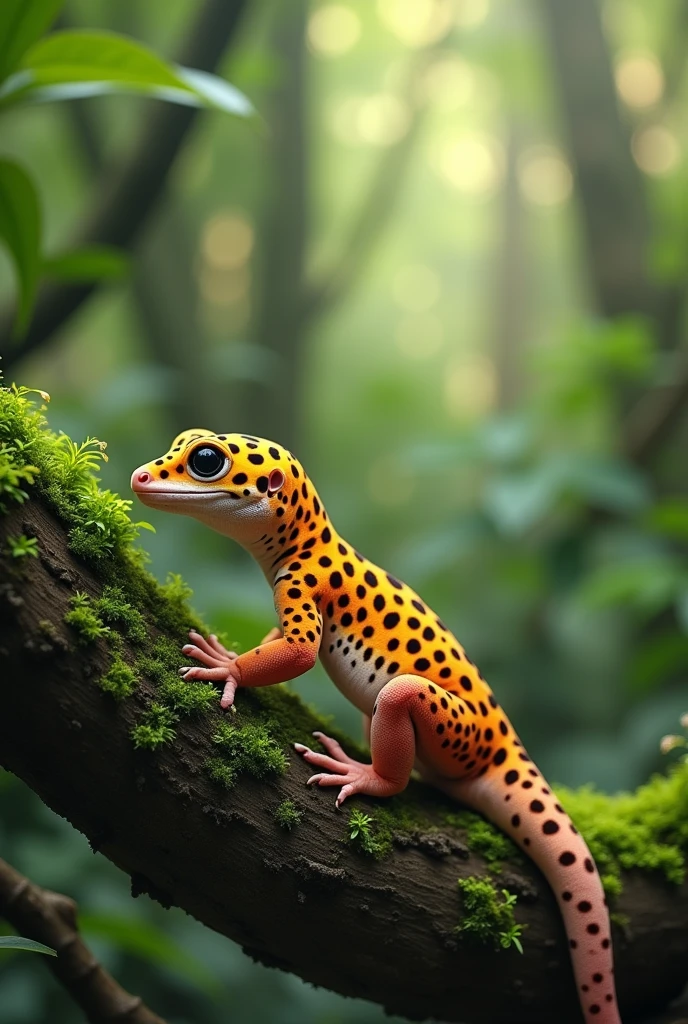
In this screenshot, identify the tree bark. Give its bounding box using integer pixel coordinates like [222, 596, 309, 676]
[0, 499, 687, 1024]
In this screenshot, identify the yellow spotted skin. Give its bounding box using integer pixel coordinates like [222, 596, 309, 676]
[132, 431, 622, 1024]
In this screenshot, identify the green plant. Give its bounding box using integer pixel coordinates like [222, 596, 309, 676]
[0, 937, 56, 956]
[274, 799, 303, 831]
[456, 878, 524, 952]
[6, 533, 38, 558]
[131, 704, 178, 750]
[98, 657, 138, 701]
[347, 809, 382, 857]
[0, 2, 253, 335]
[660, 713, 688, 763]
[206, 721, 288, 788]
[64, 592, 110, 644]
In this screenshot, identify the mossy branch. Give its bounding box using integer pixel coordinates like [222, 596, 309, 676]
[1, 388, 688, 1023]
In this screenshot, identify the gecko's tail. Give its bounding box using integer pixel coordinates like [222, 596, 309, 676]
[440, 762, 622, 1024]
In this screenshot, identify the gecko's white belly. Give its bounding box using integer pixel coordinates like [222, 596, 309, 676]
[318, 627, 387, 716]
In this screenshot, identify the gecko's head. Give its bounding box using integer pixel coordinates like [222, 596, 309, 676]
[131, 429, 298, 543]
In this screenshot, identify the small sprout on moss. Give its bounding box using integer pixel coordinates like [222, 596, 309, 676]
[6, 533, 38, 558]
[456, 877, 524, 952]
[0, 441, 39, 509]
[207, 721, 288, 787]
[98, 657, 138, 700]
[94, 586, 147, 643]
[274, 799, 303, 830]
[64, 592, 110, 644]
[348, 809, 383, 857]
[132, 703, 178, 749]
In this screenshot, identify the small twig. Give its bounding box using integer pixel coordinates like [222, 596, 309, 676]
[0, 857, 167, 1024]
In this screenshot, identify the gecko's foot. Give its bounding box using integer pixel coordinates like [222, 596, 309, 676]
[294, 732, 401, 807]
[179, 630, 239, 708]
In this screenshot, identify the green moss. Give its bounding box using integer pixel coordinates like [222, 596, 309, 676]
[98, 657, 138, 700]
[557, 762, 688, 889]
[157, 678, 216, 715]
[347, 809, 386, 857]
[64, 593, 110, 645]
[37, 619, 59, 641]
[94, 586, 147, 643]
[444, 809, 520, 868]
[456, 877, 524, 952]
[274, 799, 303, 830]
[206, 720, 288, 788]
[131, 703, 177, 749]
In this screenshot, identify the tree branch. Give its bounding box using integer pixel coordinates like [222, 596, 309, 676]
[0, 857, 167, 1024]
[1, 0, 249, 373]
[1, 498, 687, 1024]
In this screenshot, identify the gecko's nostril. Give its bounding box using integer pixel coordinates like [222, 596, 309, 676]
[137, 471, 151, 484]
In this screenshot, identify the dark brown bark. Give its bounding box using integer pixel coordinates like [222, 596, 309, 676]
[0, 0, 249, 371]
[0, 858, 167, 1024]
[0, 498, 687, 1023]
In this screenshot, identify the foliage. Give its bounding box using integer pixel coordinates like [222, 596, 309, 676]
[0, 937, 56, 956]
[660, 713, 688, 763]
[456, 878, 524, 952]
[206, 720, 288, 788]
[347, 809, 384, 857]
[131, 703, 177, 750]
[64, 592, 110, 645]
[6, 533, 38, 558]
[274, 799, 303, 831]
[0, 2, 252, 334]
[98, 657, 138, 701]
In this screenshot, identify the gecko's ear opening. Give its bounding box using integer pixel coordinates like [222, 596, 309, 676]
[267, 468, 286, 496]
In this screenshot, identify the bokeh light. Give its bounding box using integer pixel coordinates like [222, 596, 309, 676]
[518, 145, 573, 206]
[631, 125, 681, 176]
[308, 4, 361, 57]
[395, 314, 445, 358]
[455, 0, 490, 29]
[435, 133, 503, 196]
[444, 355, 495, 417]
[356, 93, 411, 146]
[392, 265, 441, 312]
[377, 0, 454, 48]
[200, 210, 254, 270]
[614, 51, 664, 109]
[422, 57, 476, 110]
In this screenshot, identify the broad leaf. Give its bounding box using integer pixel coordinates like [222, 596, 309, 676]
[0, 30, 253, 116]
[0, 936, 56, 956]
[0, 159, 41, 334]
[0, 0, 63, 81]
[43, 245, 129, 282]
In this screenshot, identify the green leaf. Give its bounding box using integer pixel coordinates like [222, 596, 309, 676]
[0, 159, 41, 334]
[0, 0, 63, 81]
[43, 245, 129, 282]
[0, 30, 253, 117]
[79, 913, 222, 998]
[0, 936, 56, 956]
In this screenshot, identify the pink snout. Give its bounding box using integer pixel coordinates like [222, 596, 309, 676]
[131, 467, 152, 492]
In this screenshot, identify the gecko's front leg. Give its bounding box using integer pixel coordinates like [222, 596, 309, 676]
[180, 630, 241, 707]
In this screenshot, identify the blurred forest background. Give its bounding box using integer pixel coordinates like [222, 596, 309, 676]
[1, 0, 688, 1021]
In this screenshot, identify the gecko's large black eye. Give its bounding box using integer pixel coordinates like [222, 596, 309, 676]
[187, 444, 229, 482]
